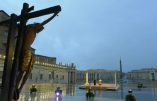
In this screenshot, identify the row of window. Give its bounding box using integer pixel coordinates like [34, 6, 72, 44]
[29, 73, 65, 81]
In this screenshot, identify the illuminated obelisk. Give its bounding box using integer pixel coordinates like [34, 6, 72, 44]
[85, 71, 89, 85]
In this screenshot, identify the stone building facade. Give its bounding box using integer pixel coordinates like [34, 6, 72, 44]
[0, 11, 10, 83]
[0, 10, 10, 55]
[127, 68, 157, 81]
[27, 55, 76, 84]
[0, 54, 76, 84]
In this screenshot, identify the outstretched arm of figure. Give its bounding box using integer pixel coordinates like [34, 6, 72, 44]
[41, 13, 58, 26]
[33, 13, 58, 33]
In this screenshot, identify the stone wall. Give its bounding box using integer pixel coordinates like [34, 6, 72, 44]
[127, 68, 157, 81]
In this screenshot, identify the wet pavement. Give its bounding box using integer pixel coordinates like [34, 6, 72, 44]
[17, 84, 157, 101]
[18, 92, 123, 101]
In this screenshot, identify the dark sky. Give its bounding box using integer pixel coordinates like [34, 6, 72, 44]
[1, 0, 157, 72]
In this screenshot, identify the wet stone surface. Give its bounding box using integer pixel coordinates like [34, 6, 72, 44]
[17, 84, 157, 101]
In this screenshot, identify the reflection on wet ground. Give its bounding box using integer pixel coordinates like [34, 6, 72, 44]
[18, 93, 122, 101]
[18, 84, 157, 101]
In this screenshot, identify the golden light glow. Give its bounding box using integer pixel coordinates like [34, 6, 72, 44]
[3, 55, 6, 58]
[85, 71, 89, 85]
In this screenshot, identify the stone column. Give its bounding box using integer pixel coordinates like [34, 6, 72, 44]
[72, 72, 73, 84]
[115, 72, 117, 86]
[68, 72, 70, 84]
[70, 72, 72, 84]
[85, 71, 89, 85]
[74, 71, 76, 84]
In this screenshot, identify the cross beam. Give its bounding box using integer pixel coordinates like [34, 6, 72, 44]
[0, 5, 61, 25]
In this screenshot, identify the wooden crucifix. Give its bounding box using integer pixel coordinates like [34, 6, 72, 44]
[0, 3, 61, 101]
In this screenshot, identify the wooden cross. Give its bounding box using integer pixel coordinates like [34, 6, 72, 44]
[0, 3, 61, 101]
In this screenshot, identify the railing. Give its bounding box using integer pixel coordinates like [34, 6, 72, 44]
[34, 61, 76, 70]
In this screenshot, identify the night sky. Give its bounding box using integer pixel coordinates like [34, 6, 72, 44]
[1, 0, 157, 72]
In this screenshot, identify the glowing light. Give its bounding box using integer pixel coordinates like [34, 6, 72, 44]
[3, 55, 6, 58]
[56, 92, 60, 96]
[85, 72, 89, 85]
